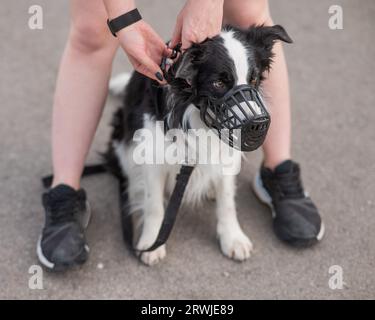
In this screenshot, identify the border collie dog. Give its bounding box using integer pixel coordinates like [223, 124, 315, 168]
[107, 25, 292, 266]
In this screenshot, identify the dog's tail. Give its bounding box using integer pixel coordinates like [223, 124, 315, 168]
[109, 72, 132, 97]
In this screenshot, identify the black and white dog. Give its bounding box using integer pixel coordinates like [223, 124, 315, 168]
[107, 25, 292, 266]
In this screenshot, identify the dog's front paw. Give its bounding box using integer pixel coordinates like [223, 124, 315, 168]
[218, 227, 253, 262]
[138, 245, 167, 266]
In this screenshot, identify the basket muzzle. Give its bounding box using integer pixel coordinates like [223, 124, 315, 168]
[200, 84, 271, 152]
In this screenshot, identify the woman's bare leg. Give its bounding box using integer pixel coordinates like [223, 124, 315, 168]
[51, 0, 119, 189]
[223, 0, 291, 169]
[223, 1, 324, 247]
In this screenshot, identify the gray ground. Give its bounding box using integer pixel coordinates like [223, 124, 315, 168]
[0, 0, 374, 300]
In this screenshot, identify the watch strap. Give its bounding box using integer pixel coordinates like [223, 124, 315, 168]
[107, 8, 142, 37]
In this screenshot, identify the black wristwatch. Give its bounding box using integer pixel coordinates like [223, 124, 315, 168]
[107, 8, 142, 37]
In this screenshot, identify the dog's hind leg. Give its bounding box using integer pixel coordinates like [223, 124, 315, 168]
[215, 175, 253, 261]
[136, 164, 168, 266]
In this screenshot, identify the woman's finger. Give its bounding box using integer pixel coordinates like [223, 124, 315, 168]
[163, 46, 174, 58]
[128, 55, 164, 83]
[137, 53, 165, 82]
[170, 17, 183, 48]
[146, 25, 169, 55]
[136, 66, 159, 82]
[181, 33, 193, 51]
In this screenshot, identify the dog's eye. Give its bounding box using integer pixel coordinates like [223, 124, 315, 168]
[212, 80, 226, 89]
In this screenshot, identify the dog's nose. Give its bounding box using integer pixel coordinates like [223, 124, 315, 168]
[251, 114, 269, 130]
[241, 116, 270, 151]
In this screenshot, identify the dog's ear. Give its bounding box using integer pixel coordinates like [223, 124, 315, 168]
[248, 25, 293, 73]
[174, 44, 206, 85]
[252, 25, 293, 49]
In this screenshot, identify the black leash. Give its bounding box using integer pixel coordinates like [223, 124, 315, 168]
[135, 165, 194, 252]
[41, 164, 107, 189]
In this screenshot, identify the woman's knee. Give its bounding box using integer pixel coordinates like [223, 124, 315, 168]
[68, 0, 116, 54]
[69, 21, 115, 54]
[224, 0, 272, 27]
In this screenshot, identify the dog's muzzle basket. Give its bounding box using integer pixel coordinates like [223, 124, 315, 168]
[201, 84, 271, 152]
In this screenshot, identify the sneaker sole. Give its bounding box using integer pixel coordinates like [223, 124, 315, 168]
[36, 201, 92, 271]
[252, 172, 325, 243]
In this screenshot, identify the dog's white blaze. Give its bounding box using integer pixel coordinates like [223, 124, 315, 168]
[221, 31, 249, 85]
[221, 31, 255, 122]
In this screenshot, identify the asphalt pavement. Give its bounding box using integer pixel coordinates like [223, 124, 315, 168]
[0, 0, 374, 299]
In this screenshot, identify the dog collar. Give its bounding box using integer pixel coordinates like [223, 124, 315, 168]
[160, 43, 182, 82]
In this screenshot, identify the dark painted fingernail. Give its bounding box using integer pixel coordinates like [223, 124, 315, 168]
[155, 72, 163, 81]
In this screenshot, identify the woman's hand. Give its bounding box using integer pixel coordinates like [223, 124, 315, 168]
[170, 0, 224, 50]
[103, 0, 170, 82]
[117, 20, 171, 82]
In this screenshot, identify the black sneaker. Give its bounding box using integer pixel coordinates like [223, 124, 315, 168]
[252, 160, 324, 247]
[37, 184, 91, 271]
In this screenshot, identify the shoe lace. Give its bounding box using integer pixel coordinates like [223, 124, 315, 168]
[48, 193, 84, 223]
[272, 169, 305, 200]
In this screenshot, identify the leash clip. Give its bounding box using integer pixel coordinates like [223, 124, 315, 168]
[160, 43, 182, 82]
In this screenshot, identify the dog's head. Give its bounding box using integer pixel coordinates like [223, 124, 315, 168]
[166, 24, 292, 146]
